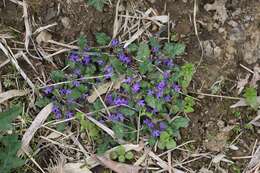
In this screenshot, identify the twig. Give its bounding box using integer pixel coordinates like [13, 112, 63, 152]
[191, 92, 241, 100]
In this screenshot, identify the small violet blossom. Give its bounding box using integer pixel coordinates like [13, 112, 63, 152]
[152, 129, 161, 137]
[123, 77, 132, 84]
[172, 83, 181, 92]
[132, 82, 141, 93]
[159, 122, 167, 130]
[52, 106, 61, 119]
[72, 80, 80, 87]
[118, 53, 131, 64]
[152, 47, 159, 53]
[143, 118, 154, 128]
[69, 52, 80, 62]
[59, 88, 72, 95]
[44, 87, 53, 95]
[73, 69, 81, 77]
[65, 111, 74, 119]
[114, 97, 128, 105]
[137, 99, 145, 107]
[82, 55, 91, 65]
[111, 39, 119, 47]
[147, 90, 154, 96]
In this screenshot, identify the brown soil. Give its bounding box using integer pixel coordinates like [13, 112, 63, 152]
[1, 0, 260, 172]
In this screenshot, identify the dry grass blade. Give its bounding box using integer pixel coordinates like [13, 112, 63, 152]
[87, 82, 112, 103]
[22, 0, 32, 54]
[0, 89, 28, 104]
[113, 0, 121, 38]
[33, 22, 58, 35]
[230, 97, 260, 108]
[95, 155, 141, 173]
[0, 41, 35, 90]
[245, 145, 260, 173]
[20, 103, 53, 153]
[63, 163, 93, 173]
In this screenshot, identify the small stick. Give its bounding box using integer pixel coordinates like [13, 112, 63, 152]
[191, 92, 241, 100]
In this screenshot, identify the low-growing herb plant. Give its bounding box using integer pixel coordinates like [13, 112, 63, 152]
[0, 105, 24, 173]
[38, 33, 195, 151]
[110, 146, 134, 162]
[243, 87, 259, 110]
[87, 0, 107, 11]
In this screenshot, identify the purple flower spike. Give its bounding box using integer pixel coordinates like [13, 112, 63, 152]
[157, 80, 167, 90]
[44, 86, 53, 95]
[97, 60, 104, 65]
[72, 80, 80, 87]
[152, 47, 159, 53]
[164, 59, 174, 67]
[159, 122, 167, 130]
[104, 66, 113, 79]
[65, 111, 74, 119]
[123, 77, 132, 84]
[172, 83, 181, 92]
[118, 53, 131, 64]
[152, 129, 161, 137]
[143, 118, 154, 128]
[73, 69, 81, 77]
[59, 88, 72, 95]
[114, 97, 128, 106]
[82, 55, 91, 65]
[163, 71, 170, 79]
[109, 113, 125, 122]
[137, 99, 145, 107]
[132, 82, 141, 93]
[147, 90, 154, 96]
[156, 91, 163, 99]
[105, 94, 114, 105]
[69, 52, 80, 62]
[52, 106, 61, 119]
[111, 39, 119, 47]
[164, 95, 171, 102]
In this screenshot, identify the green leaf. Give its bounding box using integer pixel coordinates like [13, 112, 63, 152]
[111, 58, 126, 74]
[243, 87, 259, 110]
[125, 151, 134, 160]
[166, 139, 176, 149]
[137, 42, 150, 61]
[149, 37, 160, 48]
[87, 0, 106, 11]
[35, 97, 50, 108]
[0, 135, 24, 173]
[116, 146, 126, 156]
[0, 105, 22, 131]
[78, 35, 87, 51]
[119, 107, 136, 116]
[138, 60, 153, 74]
[158, 141, 166, 150]
[95, 32, 111, 46]
[179, 63, 195, 92]
[118, 155, 125, 162]
[69, 89, 82, 99]
[145, 96, 157, 109]
[160, 131, 170, 142]
[184, 96, 195, 113]
[127, 43, 138, 53]
[50, 70, 65, 82]
[163, 43, 185, 57]
[112, 123, 125, 139]
[171, 117, 189, 129]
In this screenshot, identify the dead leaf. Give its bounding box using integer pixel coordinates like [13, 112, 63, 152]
[149, 15, 169, 23]
[36, 31, 52, 45]
[237, 74, 250, 94]
[87, 76, 124, 103]
[21, 103, 53, 153]
[250, 65, 260, 88]
[249, 110, 260, 127]
[230, 97, 260, 108]
[204, 0, 228, 24]
[245, 146, 260, 172]
[64, 163, 93, 173]
[199, 167, 213, 173]
[95, 155, 141, 173]
[0, 89, 28, 104]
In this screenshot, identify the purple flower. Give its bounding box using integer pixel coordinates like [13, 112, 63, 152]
[43, 86, 53, 95]
[59, 88, 72, 95]
[157, 80, 167, 90]
[109, 113, 124, 122]
[172, 83, 181, 92]
[114, 97, 128, 105]
[152, 129, 161, 137]
[97, 60, 104, 65]
[152, 108, 158, 114]
[111, 39, 119, 47]
[164, 59, 174, 67]
[163, 71, 170, 79]
[147, 90, 154, 96]
[164, 95, 171, 102]
[73, 69, 81, 76]
[72, 80, 80, 87]
[65, 111, 74, 119]
[82, 55, 91, 65]
[69, 52, 80, 62]
[143, 118, 154, 128]
[105, 94, 114, 105]
[132, 82, 141, 93]
[123, 77, 132, 84]
[159, 122, 167, 130]
[52, 106, 61, 119]
[104, 66, 113, 79]
[156, 91, 163, 99]
[118, 53, 131, 64]
[84, 47, 90, 52]
[66, 98, 75, 104]
[137, 99, 145, 107]
[152, 47, 159, 53]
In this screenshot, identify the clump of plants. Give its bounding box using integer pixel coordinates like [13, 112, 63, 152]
[37, 32, 195, 152]
[110, 146, 134, 162]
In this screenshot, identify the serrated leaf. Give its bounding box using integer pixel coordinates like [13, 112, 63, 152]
[70, 88, 82, 99]
[87, 0, 106, 11]
[0, 105, 22, 131]
[171, 117, 189, 129]
[137, 43, 150, 61]
[243, 87, 259, 109]
[145, 96, 157, 109]
[138, 60, 153, 74]
[95, 32, 111, 46]
[118, 155, 125, 162]
[117, 146, 126, 156]
[125, 151, 134, 160]
[166, 139, 176, 149]
[149, 37, 160, 48]
[127, 43, 138, 53]
[78, 35, 87, 51]
[50, 70, 65, 82]
[163, 43, 185, 57]
[35, 97, 50, 108]
[158, 141, 166, 150]
[111, 58, 126, 74]
[112, 123, 125, 139]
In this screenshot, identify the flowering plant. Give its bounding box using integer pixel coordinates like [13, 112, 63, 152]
[37, 33, 195, 151]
